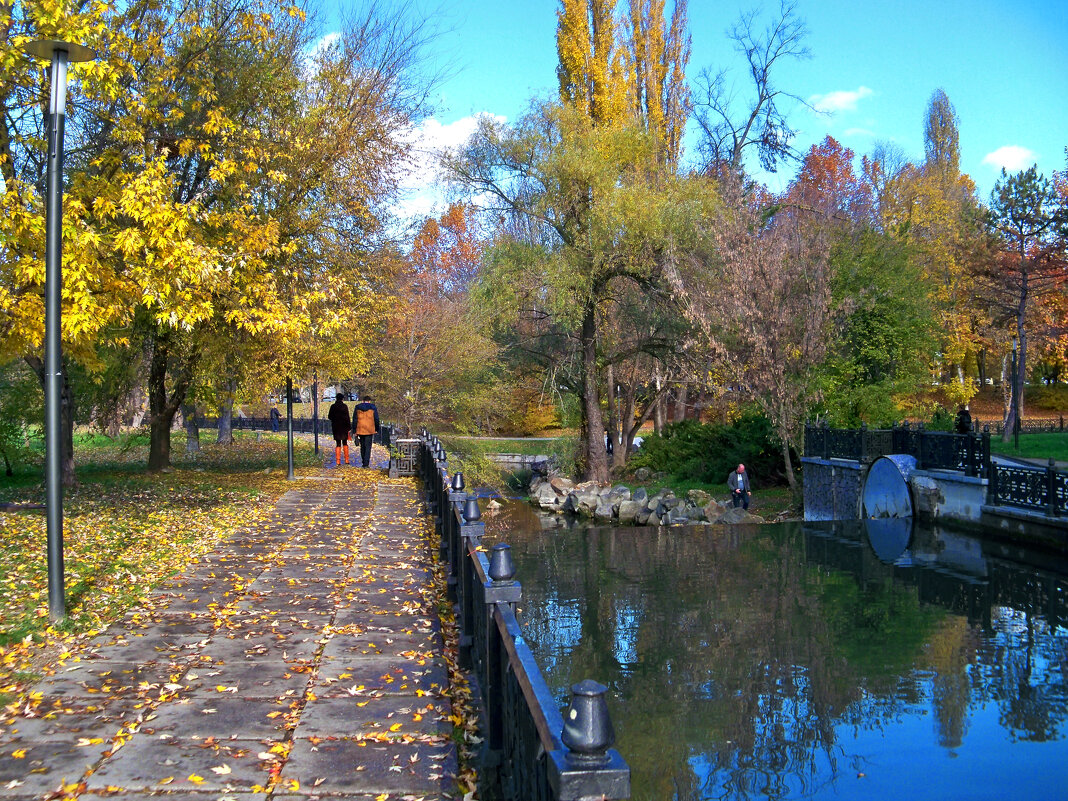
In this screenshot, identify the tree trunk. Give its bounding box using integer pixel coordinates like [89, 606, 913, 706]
[1001, 353, 1013, 443]
[25, 354, 77, 487]
[580, 303, 608, 483]
[782, 440, 797, 492]
[217, 377, 236, 445]
[183, 402, 200, 453]
[675, 381, 688, 423]
[977, 349, 987, 389]
[147, 331, 197, 471]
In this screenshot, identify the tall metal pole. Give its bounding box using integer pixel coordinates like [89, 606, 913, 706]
[312, 369, 319, 455]
[23, 40, 96, 622]
[43, 49, 68, 622]
[286, 376, 295, 480]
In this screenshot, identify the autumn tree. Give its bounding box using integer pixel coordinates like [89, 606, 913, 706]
[979, 166, 1068, 437]
[693, 0, 811, 177]
[447, 103, 715, 481]
[681, 182, 830, 490]
[369, 203, 497, 435]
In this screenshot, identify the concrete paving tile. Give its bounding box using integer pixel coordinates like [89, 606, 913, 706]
[294, 696, 452, 739]
[29, 661, 187, 701]
[177, 659, 310, 700]
[0, 738, 103, 796]
[84, 737, 273, 793]
[232, 593, 337, 614]
[198, 632, 322, 663]
[320, 628, 441, 659]
[0, 699, 140, 743]
[313, 655, 448, 698]
[280, 738, 457, 797]
[138, 696, 291, 741]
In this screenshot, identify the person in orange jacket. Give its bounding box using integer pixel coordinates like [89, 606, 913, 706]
[352, 396, 380, 468]
[327, 394, 351, 467]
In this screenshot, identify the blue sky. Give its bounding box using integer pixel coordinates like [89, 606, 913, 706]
[318, 0, 1067, 218]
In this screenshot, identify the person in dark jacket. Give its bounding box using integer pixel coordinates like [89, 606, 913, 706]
[270, 405, 280, 432]
[327, 395, 351, 467]
[954, 405, 972, 435]
[352, 396, 380, 468]
[728, 463, 751, 509]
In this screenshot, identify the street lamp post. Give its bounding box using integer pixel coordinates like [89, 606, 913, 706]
[286, 376, 295, 480]
[312, 369, 319, 455]
[22, 39, 96, 621]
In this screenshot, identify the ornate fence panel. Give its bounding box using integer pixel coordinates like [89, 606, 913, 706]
[417, 432, 630, 801]
[805, 423, 990, 477]
[990, 459, 1068, 516]
[978, 417, 1067, 435]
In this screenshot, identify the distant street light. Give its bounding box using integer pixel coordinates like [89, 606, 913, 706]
[21, 39, 97, 621]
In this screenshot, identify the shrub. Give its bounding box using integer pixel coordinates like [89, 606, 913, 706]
[629, 414, 788, 486]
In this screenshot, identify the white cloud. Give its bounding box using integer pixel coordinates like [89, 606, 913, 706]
[982, 145, 1036, 172]
[301, 32, 342, 77]
[394, 112, 507, 221]
[843, 127, 876, 138]
[809, 86, 874, 113]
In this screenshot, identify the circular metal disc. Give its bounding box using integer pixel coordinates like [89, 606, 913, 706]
[862, 455, 916, 519]
[21, 39, 97, 62]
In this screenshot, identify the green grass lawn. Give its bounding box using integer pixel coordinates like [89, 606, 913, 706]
[989, 432, 1068, 463]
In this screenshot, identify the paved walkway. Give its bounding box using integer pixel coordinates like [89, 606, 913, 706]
[0, 473, 459, 800]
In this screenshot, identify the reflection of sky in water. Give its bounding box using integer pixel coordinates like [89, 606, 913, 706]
[613, 602, 641, 669]
[495, 510, 1068, 801]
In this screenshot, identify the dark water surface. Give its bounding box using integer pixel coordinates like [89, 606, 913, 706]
[481, 504, 1068, 801]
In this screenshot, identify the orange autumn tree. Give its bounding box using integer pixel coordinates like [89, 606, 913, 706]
[371, 203, 497, 434]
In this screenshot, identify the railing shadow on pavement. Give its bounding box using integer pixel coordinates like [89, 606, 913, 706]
[394, 430, 630, 801]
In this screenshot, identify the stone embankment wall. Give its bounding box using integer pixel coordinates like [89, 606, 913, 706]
[529, 476, 762, 526]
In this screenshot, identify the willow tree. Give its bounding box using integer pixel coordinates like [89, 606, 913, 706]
[447, 103, 715, 481]
[552, 0, 695, 470]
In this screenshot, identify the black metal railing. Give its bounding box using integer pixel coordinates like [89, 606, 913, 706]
[416, 430, 630, 801]
[195, 415, 394, 446]
[805, 422, 1068, 517]
[976, 417, 1067, 435]
[989, 458, 1068, 517]
[804, 422, 991, 477]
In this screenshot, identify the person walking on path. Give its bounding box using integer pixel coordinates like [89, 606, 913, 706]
[728, 463, 751, 510]
[270, 404, 281, 432]
[353, 396, 380, 468]
[327, 395, 351, 466]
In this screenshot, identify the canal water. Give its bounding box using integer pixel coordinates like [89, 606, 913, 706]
[481, 504, 1068, 801]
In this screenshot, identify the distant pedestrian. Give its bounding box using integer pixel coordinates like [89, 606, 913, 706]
[270, 405, 281, 432]
[327, 395, 351, 467]
[352, 396, 380, 468]
[955, 405, 972, 435]
[728, 463, 751, 510]
[605, 431, 614, 455]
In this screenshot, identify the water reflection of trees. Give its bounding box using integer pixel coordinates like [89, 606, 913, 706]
[483, 506, 1068, 800]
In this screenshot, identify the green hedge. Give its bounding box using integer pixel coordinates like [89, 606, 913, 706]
[628, 415, 788, 487]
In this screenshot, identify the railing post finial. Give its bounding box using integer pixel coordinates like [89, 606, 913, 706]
[463, 495, 481, 523]
[488, 543, 516, 583]
[561, 680, 615, 767]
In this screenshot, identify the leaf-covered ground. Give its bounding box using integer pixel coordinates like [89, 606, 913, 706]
[0, 435, 319, 695]
[0, 435, 479, 799]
